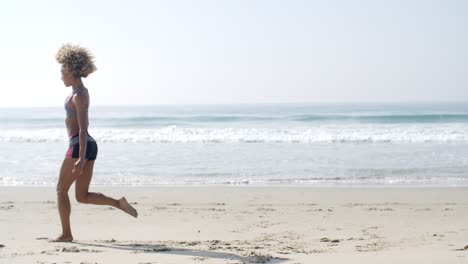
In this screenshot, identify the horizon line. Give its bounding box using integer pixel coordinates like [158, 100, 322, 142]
[0, 100, 467, 109]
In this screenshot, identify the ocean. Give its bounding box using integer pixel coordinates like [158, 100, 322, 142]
[0, 102, 467, 187]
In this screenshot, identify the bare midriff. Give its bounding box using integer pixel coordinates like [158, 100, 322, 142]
[65, 117, 88, 137]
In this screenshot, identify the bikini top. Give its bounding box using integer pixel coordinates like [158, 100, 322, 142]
[64, 87, 89, 118]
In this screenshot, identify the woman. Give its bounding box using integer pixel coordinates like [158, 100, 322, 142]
[53, 44, 138, 242]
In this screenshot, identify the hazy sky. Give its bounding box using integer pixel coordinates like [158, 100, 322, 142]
[0, 0, 467, 107]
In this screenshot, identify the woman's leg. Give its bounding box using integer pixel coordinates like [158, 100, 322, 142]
[53, 158, 78, 242]
[75, 160, 138, 217]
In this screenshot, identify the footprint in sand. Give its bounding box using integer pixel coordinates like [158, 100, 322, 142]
[207, 208, 226, 212]
[0, 205, 14, 210]
[61, 246, 81, 252]
[152, 206, 167, 210]
[320, 238, 340, 243]
[242, 251, 273, 263]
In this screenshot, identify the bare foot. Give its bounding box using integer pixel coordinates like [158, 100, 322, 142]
[50, 234, 73, 242]
[118, 197, 138, 218]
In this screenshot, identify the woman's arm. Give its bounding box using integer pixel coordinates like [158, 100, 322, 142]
[73, 92, 89, 174]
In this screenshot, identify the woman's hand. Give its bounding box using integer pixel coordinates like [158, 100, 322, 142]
[72, 158, 87, 175]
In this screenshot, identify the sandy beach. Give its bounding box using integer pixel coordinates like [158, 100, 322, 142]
[0, 186, 467, 264]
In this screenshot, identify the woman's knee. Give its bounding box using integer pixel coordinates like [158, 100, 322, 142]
[56, 184, 69, 197]
[75, 192, 89, 204]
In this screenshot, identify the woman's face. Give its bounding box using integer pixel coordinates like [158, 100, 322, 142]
[61, 68, 74, 87]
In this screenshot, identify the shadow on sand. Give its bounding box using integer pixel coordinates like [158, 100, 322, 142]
[72, 241, 290, 263]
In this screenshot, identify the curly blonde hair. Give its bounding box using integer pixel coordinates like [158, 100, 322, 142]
[56, 43, 97, 78]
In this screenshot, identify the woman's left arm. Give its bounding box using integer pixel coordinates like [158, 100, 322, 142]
[73, 92, 89, 174]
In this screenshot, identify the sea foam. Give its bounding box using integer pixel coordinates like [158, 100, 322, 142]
[0, 124, 467, 143]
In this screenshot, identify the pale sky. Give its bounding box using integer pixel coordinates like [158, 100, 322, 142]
[0, 0, 467, 107]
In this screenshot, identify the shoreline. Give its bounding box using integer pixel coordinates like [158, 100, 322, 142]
[1, 183, 468, 188]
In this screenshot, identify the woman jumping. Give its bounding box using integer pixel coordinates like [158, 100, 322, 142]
[53, 44, 138, 242]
